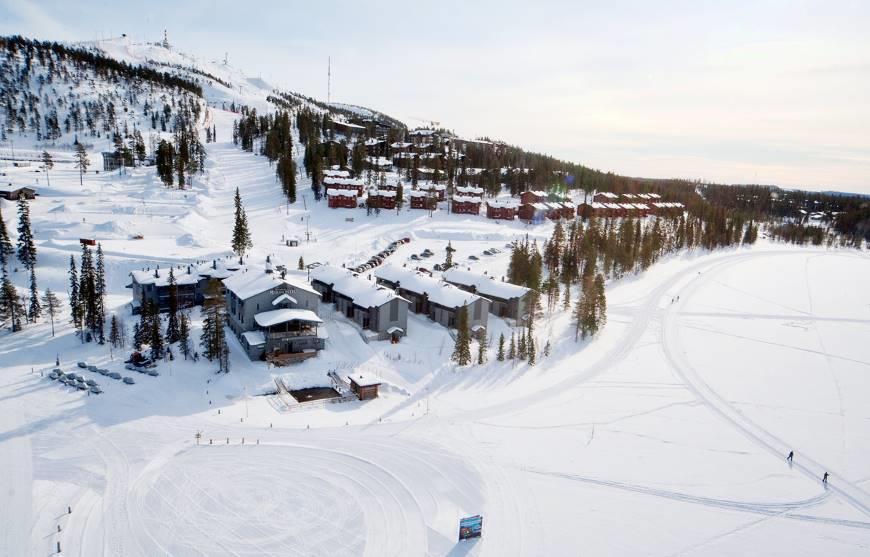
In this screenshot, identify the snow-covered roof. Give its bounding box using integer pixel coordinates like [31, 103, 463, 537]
[223, 268, 319, 300]
[323, 176, 364, 187]
[323, 168, 350, 178]
[369, 189, 397, 198]
[348, 372, 382, 387]
[487, 199, 519, 209]
[456, 186, 484, 195]
[334, 121, 365, 130]
[375, 265, 484, 308]
[195, 258, 241, 280]
[327, 188, 358, 198]
[653, 202, 685, 209]
[524, 190, 548, 197]
[0, 183, 36, 193]
[254, 308, 323, 327]
[416, 183, 446, 192]
[453, 195, 482, 203]
[409, 129, 438, 136]
[241, 331, 266, 346]
[408, 190, 434, 198]
[130, 267, 200, 287]
[366, 156, 392, 167]
[364, 138, 384, 146]
[443, 268, 532, 300]
[310, 265, 406, 308]
[596, 192, 620, 199]
[390, 142, 412, 148]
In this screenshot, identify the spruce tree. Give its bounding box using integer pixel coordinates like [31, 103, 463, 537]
[594, 273, 607, 332]
[149, 303, 164, 360]
[68, 255, 82, 335]
[508, 332, 516, 360]
[41, 288, 62, 337]
[165, 267, 180, 343]
[496, 333, 505, 361]
[178, 311, 191, 359]
[74, 143, 89, 185]
[16, 197, 36, 271]
[94, 243, 106, 342]
[451, 306, 472, 366]
[477, 331, 487, 365]
[445, 241, 454, 269]
[527, 334, 536, 365]
[109, 314, 122, 348]
[79, 245, 97, 341]
[0, 269, 24, 331]
[200, 279, 227, 364]
[41, 151, 54, 187]
[518, 329, 527, 359]
[27, 268, 41, 321]
[231, 187, 253, 256]
[0, 210, 13, 270]
[298, 256, 304, 270]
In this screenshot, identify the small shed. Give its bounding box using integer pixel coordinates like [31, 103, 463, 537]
[348, 373, 382, 400]
[0, 184, 37, 201]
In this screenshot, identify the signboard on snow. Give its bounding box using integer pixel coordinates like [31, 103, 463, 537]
[458, 515, 483, 541]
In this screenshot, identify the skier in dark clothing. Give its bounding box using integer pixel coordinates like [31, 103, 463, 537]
[787, 450, 794, 463]
[823, 472, 829, 484]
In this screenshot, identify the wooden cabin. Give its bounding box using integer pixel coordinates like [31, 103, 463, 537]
[486, 200, 518, 220]
[348, 373, 381, 400]
[452, 195, 482, 215]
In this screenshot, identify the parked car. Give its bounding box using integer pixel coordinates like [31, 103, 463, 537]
[410, 254, 420, 260]
[469, 255, 479, 261]
[123, 377, 135, 385]
[48, 371, 60, 380]
[146, 370, 160, 377]
[69, 373, 83, 382]
[85, 379, 98, 387]
[482, 249, 493, 255]
[402, 237, 411, 243]
[124, 364, 137, 371]
[433, 263, 443, 271]
[108, 372, 122, 380]
[76, 383, 88, 391]
[306, 262, 322, 269]
[89, 386, 103, 395]
[77, 362, 88, 369]
[87, 365, 99, 372]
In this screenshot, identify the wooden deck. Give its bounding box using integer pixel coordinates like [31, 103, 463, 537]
[266, 351, 317, 366]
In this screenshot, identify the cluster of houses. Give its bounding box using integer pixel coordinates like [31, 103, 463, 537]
[128, 255, 535, 363]
[576, 192, 685, 218]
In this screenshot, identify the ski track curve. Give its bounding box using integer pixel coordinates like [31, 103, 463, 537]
[661, 251, 870, 519]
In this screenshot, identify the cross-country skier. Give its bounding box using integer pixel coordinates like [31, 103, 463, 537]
[787, 450, 794, 463]
[823, 472, 829, 484]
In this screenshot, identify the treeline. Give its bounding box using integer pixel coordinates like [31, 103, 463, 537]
[155, 107, 206, 188]
[0, 36, 202, 96]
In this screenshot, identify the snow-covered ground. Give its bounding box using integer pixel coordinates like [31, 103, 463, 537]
[2, 37, 870, 556]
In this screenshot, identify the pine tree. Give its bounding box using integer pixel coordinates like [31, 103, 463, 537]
[508, 331, 516, 360]
[41, 151, 54, 187]
[518, 328, 527, 359]
[451, 306, 472, 366]
[156, 139, 174, 185]
[0, 210, 13, 270]
[39, 288, 61, 336]
[109, 314, 122, 348]
[79, 245, 98, 341]
[445, 241, 454, 269]
[527, 334, 536, 365]
[298, 256, 304, 270]
[149, 304, 164, 360]
[219, 337, 231, 373]
[496, 333, 505, 361]
[27, 268, 41, 322]
[594, 273, 607, 332]
[68, 255, 82, 335]
[231, 188, 253, 256]
[165, 267, 180, 343]
[477, 331, 487, 365]
[94, 243, 106, 342]
[178, 311, 191, 359]
[544, 339, 551, 358]
[16, 197, 37, 271]
[74, 143, 89, 185]
[200, 279, 227, 364]
[0, 269, 24, 331]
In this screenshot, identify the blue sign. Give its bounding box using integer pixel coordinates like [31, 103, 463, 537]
[459, 515, 483, 541]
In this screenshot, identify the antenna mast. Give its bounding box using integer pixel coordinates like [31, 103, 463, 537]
[328, 56, 331, 104]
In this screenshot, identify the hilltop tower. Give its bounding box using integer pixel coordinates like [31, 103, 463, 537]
[162, 30, 170, 49]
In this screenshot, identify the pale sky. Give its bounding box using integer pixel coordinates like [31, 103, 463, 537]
[2, 0, 869, 193]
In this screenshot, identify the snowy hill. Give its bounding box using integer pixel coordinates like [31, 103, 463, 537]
[1, 34, 869, 557]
